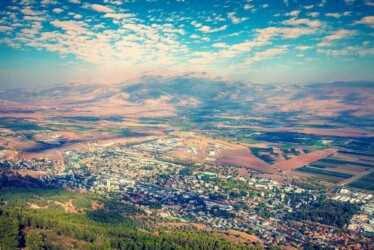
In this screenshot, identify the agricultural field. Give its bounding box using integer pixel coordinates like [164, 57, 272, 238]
[250, 147, 278, 164]
[274, 148, 335, 172]
[348, 172, 374, 191]
[309, 152, 373, 173]
[294, 148, 374, 185]
[281, 148, 303, 160]
[296, 166, 353, 184]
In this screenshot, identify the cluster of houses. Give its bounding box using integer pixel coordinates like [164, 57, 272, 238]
[1, 140, 373, 249]
[332, 189, 374, 233]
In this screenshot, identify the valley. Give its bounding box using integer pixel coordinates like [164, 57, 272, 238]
[1, 76, 373, 249]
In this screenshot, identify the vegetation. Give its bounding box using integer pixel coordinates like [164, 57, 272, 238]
[101, 128, 150, 137]
[250, 147, 277, 163]
[67, 116, 101, 122]
[48, 123, 94, 131]
[287, 200, 360, 228]
[296, 166, 353, 180]
[0, 187, 258, 249]
[348, 172, 374, 191]
[1, 123, 49, 131]
[291, 180, 324, 191]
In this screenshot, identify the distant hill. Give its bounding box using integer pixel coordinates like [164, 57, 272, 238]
[0, 76, 373, 122]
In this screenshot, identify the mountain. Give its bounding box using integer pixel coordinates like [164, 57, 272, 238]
[0, 76, 373, 123]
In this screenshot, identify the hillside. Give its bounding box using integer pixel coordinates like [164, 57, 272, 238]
[0, 172, 259, 250]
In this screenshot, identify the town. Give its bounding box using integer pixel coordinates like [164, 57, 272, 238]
[1, 139, 373, 249]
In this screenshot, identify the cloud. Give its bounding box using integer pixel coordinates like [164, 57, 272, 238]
[325, 12, 351, 18]
[256, 26, 317, 41]
[21, 8, 38, 15]
[212, 43, 228, 48]
[24, 16, 46, 21]
[199, 25, 228, 33]
[50, 20, 86, 33]
[317, 46, 370, 56]
[343, 0, 355, 4]
[357, 48, 374, 56]
[0, 26, 13, 32]
[104, 13, 135, 19]
[91, 4, 115, 13]
[244, 4, 254, 10]
[307, 12, 319, 17]
[315, 29, 356, 48]
[283, 18, 322, 27]
[41, 0, 58, 5]
[354, 16, 374, 28]
[230, 41, 268, 52]
[228, 12, 249, 24]
[53, 8, 64, 14]
[325, 29, 356, 40]
[296, 46, 313, 50]
[151, 23, 185, 35]
[191, 21, 202, 28]
[364, 0, 374, 6]
[286, 10, 301, 17]
[317, 41, 332, 47]
[1, 0, 373, 83]
[250, 46, 288, 62]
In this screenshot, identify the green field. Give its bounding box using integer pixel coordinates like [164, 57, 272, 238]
[48, 123, 94, 131]
[100, 128, 150, 137]
[348, 172, 374, 191]
[296, 166, 353, 183]
[0, 123, 50, 131]
[170, 121, 193, 129]
[66, 116, 101, 122]
[319, 158, 373, 168]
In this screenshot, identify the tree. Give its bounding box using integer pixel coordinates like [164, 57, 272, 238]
[0, 215, 21, 250]
[26, 231, 46, 250]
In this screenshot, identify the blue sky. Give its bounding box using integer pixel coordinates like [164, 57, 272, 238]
[0, 0, 373, 88]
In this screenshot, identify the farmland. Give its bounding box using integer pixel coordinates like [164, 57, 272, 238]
[274, 148, 335, 172]
[296, 166, 353, 183]
[348, 172, 374, 191]
[0, 79, 373, 189]
[292, 148, 374, 185]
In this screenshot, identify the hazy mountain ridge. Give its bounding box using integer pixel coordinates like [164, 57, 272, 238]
[0, 76, 373, 119]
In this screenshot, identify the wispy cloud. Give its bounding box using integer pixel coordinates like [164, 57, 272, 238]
[354, 16, 374, 28]
[325, 29, 356, 40]
[250, 46, 287, 62]
[91, 4, 115, 13]
[227, 12, 248, 24]
[0, 0, 372, 84]
[283, 18, 322, 27]
[198, 25, 228, 33]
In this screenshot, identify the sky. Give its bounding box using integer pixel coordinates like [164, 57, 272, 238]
[0, 0, 373, 88]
